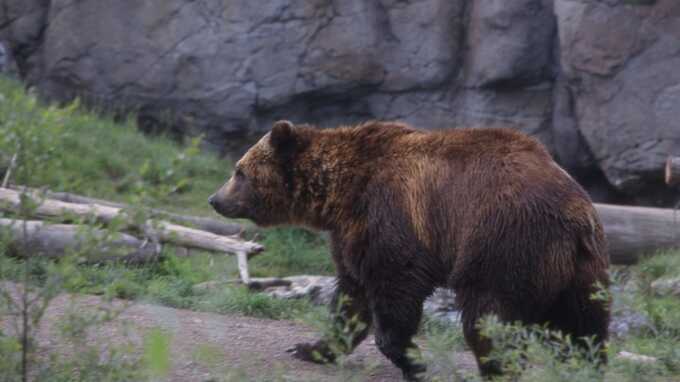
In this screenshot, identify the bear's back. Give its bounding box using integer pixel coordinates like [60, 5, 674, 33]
[352, 122, 599, 256]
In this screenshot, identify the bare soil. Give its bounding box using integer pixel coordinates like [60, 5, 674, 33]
[1, 285, 477, 381]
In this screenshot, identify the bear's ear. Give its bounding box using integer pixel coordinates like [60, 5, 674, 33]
[270, 120, 295, 151]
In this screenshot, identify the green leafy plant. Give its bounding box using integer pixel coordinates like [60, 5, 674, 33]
[477, 315, 605, 381]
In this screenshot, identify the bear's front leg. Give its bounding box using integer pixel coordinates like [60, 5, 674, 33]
[288, 275, 372, 364]
[370, 287, 429, 382]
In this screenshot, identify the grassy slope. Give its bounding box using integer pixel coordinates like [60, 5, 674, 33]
[0, 76, 332, 319]
[1, 77, 679, 380]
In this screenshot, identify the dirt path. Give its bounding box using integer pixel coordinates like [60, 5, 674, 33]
[1, 286, 477, 381]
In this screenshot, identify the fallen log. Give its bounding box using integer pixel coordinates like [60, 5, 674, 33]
[0, 187, 263, 257]
[0, 218, 159, 264]
[10, 186, 246, 237]
[595, 203, 680, 265]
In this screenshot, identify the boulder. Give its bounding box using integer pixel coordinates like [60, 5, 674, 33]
[555, 0, 680, 197]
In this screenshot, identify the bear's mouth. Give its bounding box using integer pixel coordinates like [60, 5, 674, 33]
[210, 199, 250, 220]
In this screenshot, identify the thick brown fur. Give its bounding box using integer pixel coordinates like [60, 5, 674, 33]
[210, 121, 611, 381]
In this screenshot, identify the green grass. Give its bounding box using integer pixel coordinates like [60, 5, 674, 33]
[196, 285, 317, 320]
[0, 77, 226, 215]
[0, 76, 332, 274]
[251, 227, 334, 277]
[606, 252, 680, 381]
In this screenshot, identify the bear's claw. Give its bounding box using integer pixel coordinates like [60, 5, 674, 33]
[287, 341, 336, 364]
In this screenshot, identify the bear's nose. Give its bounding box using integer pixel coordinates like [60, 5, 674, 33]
[208, 194, 217, 207]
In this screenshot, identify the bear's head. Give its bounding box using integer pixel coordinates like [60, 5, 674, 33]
[209, 120, 309, 227]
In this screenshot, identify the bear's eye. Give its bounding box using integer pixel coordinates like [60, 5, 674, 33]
[234, 168, 245, 179]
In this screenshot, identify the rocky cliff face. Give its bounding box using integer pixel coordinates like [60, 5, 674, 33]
[1, 0, 678, 204]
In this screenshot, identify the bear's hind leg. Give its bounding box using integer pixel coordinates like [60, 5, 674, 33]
[544, 284, 610, 365]
[458, 289, 526, 379]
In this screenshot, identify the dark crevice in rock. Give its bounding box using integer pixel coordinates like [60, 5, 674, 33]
[374, 2, 400, 44]
[3, 0, 50, 81]
[454, 0, 472, 84]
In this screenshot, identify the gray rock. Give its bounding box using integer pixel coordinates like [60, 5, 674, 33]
[465, 0, 555, 88]
[423, 288, 461, 324]
[0, 1, 465, 151]
[264, 275, 336, 305]
[650, 277, 680, 297]
[454, 85, 555, 148]
[0, 0, 46, 79]
[376, 0, 465, 91]
[0, 41, 18, 76]
[0, 43, 7, 72]
[608, 281, 652, 338]
[555, 0, 680, 196]
[609, 307, 652, 338]
[551, 78, 596, 173]
[0, 0, 552, 150]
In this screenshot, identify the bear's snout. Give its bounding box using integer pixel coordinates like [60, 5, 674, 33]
[208, 192, 231, 216]
[209, 190, 245, 220]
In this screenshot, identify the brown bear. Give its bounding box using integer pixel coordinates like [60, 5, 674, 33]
[209, 120, 610, 380]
